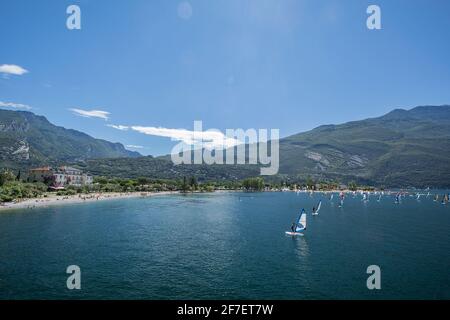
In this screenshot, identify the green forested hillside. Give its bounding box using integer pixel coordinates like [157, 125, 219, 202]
[279, 105, 450, 187]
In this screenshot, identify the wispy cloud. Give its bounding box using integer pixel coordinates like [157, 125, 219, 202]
[0, 64, 28, 76]
[69, 108, 110, 120]
[126, 145, 144, 149]
[107, 124, 129, 131]
[109, 124, 241, 149]
[0, 101, 32, 110]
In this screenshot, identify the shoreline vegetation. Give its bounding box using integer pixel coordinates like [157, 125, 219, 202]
[0, 169, 425, 212]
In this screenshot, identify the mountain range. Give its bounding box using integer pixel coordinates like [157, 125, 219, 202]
[1, 105, 450, 187]
[0, 110, 140, 169]
[279, 105, 450, 187]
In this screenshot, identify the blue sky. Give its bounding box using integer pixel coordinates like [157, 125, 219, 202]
[1, 0, 450, 155]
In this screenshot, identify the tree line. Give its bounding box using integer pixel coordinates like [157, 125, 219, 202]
[1, 168, 375, 204]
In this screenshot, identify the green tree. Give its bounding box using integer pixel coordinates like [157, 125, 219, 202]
[348, 181, 357, 191]
[189, 176, 198, 191]
[0, 170, 16, 186]
[242, 177, 264, 191]
[305, 176, 315, 190]
[137, 177, 150, 185]
[181, 176, 189, 193]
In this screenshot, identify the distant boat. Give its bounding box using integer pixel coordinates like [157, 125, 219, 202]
[338, 192, 345, 207]
[286, 209, 307, 236]
[312, 200, 322, 216]
[362, 193, 369, 202]
[395, 193, 401, 204]
[442, 194, 449, 205]
[434, 194, 439, 202]
[377, 194, 382, 202]
[329, 194, 334, 201]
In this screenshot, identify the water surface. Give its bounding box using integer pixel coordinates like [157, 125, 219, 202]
[0, 192, 449, 299]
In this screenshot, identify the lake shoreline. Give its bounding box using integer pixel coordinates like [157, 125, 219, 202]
[0, 189, 394, 213]
[0, 191, 180, 212]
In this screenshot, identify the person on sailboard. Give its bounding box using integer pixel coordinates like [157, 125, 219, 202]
[312, 206, 316, 214]
[291, 222, 296, 232]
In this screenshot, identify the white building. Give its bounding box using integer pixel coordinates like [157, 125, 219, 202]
[55, 166, 93, 187]
[29, 166, 93, 188]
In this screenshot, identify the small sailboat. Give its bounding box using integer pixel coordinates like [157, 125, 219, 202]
[434, 194, 439, 202]
[362, 193, 369, 202]
[395, 193, 401, 204]
[377, 194, 382, 202]
[286, 209, 307, 236]
[312, 200, 322, 216]
[338, 192, 345, 207]
[329, 194, 334, 201]
[442, 194, 449, 205]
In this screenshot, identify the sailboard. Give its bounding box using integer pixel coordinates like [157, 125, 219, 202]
[312, 200, 322, 216]
[286, 209, 307, 236]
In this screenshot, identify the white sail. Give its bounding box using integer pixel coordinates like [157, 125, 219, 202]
[313, 200, 322, 215]
[296, 210, 306, 231]
[316, 200, 321, 213]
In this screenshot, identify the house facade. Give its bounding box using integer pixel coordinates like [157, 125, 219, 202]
[28, 167, 54, 184]
[29, 166, 93, 187]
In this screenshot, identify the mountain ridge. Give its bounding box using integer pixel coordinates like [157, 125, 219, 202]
[1, 105, 450, 187]
[0, 109, 141, 168]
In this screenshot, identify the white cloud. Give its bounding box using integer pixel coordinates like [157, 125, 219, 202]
[0, 101, 32, 110]
[108, 123, 242, 149]
[0, 64, 28, 75]
[130, 125, 240, 150]
[126, 145, 144, 149]
[107, 124, 129, 131]
[70, 108, 110, 120]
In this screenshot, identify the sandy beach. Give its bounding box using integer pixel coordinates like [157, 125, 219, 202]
[0, 191, 179, 212]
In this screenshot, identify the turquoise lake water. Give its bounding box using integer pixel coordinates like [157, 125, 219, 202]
[0, 191, 449, 299]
